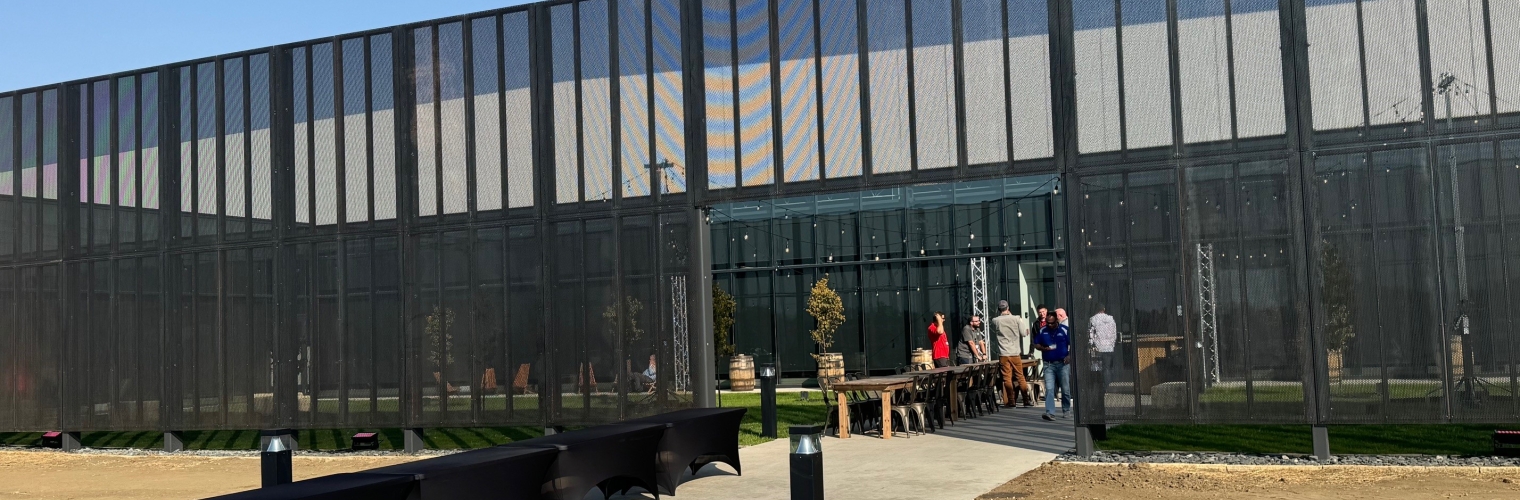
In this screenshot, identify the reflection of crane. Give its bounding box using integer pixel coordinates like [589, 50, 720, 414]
[1435, 73, 1497, 408]
[1195, 243, 1219, 386]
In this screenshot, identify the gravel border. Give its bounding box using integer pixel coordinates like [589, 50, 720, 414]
[1057, 451, 1520, 468]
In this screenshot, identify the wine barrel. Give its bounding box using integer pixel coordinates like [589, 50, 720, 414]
[910, 348, 934, 371]
[729, 354, 756, 391]
[815, 352, 845, 385]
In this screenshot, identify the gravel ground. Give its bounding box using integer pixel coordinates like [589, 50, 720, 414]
[1059, 450, 1520, 467]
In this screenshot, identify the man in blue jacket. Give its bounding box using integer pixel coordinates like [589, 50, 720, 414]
[1032, 310, 1072, 421]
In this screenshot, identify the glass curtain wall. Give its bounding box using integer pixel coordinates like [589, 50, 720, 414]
[713, 174, 1063, 376]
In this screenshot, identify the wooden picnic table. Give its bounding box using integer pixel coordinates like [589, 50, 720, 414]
[830, 376, 915, 440]
[905, 361, 999, 421]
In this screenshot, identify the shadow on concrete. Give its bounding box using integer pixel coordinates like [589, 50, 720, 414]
[932, 407, 1075, 455]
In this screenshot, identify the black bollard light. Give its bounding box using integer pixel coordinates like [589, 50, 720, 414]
[789, 425, 825, 500]
[760, 363, 778, 438]
[261, 435, 293, 488]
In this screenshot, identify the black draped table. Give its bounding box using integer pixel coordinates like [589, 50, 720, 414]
[205, 472, 416, 500]
[505, 422, 667, 500]
[362, 445, 559, 499]
[616, 407, 747, 495]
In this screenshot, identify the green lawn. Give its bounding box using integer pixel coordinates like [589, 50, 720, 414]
[1098, 424, 1518, 456]
[0, 391, 829, 451]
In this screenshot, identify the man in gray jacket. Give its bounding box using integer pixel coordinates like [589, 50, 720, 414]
[991, 300, 1033, 407]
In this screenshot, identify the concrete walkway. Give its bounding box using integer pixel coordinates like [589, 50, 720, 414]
[606, 406, 1074, 500]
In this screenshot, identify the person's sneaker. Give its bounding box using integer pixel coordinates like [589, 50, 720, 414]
[1061, 410, 1070, 419]
[1041, 413, 1055, 421]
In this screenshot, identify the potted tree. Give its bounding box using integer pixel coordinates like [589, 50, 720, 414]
[806, 275, 846, 386]
[1322, 244, 1356, 384]
[714, 285, 751, 391]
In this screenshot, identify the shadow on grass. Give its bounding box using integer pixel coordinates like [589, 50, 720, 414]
[1098, 424, 1519, 456]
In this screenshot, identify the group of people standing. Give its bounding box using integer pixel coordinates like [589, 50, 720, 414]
[926, 302, 1115, 422]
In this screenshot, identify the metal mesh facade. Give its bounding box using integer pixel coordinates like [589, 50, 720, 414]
[3, 0, 1520, 432]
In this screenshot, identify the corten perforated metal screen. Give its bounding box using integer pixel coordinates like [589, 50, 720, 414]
[1, 0, 1517, 434]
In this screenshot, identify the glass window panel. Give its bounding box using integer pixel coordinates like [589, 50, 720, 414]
[224, 58, 246, 220]
[40, 90, 57, 203]
[1305, 0, 1364, 131]
[553, 5, 581, 203]
[620, 0, 651, 198]
[371, 34, 397, 220]
[1121, 0, 1173, 149]
[1362, 0, 1422, 128]
[312, 45, 338, 225]
[249, 54, 272, 224]
[736, 0, 774, 187]
[962, 0, 1007, 166]
[581, 0, 614, 201]
[1008, 0, 1053, 160]
[777, 0, 818, 184]
[141, 73, 160, 212]
[820, 0, 863, 178]
[652, 0, 687, 194]
[704, 0, 737, 189]
[342, 38, 370, 223]
[1491, 2, 1520, 116]
[1073, 0, 1121, 153]
[439, 22, 468, 214]
[1231, 0, 1284, 138]
[1177, 0, 1231, 144]
[474, 17, 504, 211]
[868, 0, 911, 174]
[912, 0, 957, 171]
[93, 81, 110, 206]
[502, 13, 535, 208]
[1, 97, 12, 199]
[414, 30, 438, 217]
[293, 48, 311, 224]
[1426, 0, 1491, 122]
[117, 77, 138, 209]
[196, 63, 218, 223]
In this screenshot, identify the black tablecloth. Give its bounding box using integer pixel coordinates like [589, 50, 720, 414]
[204, 472, 415, 500]
[505, 422, 667, 500]
[619, 407, 747, 495]
[363, 445, 560, 500]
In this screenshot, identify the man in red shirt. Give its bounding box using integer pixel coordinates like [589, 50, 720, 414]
[928, 311, 951, 367]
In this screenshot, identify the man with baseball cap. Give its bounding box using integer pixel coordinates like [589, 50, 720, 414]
[991, 300, 1033, 407]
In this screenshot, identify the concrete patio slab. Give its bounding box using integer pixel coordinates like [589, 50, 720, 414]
[605, 406, 1074, 500]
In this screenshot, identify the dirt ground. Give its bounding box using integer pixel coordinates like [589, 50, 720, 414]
[979, 462, 1520, 500]
[0, 450, 424, 499]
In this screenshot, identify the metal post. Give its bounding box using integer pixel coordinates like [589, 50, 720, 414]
[1075, 425, 1096, 458]
[789, 425, 825, 500]
[164, 432, 185, 452]
[690, 206, 717, 408]
[1313, 425, 1331, 461]
[261, 437, 293, 488]
[760, 363, 778, 438]
[403, 428, 426, 454]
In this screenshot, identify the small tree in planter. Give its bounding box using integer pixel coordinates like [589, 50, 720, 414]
[1322, 243, 1356, 383]
[714, 285, 737, 358]
[806, 275, 846, 385]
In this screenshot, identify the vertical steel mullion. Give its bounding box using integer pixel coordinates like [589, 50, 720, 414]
[728, 0, 740, 190]
[216, 59, 227, 243]
[645, 0, 657, 199]
[109, 79, 120, 253]
[951, 0, 968, 173]
[497, 15, 511, 211]
[243, 58, 253, 238]
[610, 2, 623, 203]
[1164, 0, 1184, 154]
[1231, 163, 1256, 410]
[335, 42, 349, 232]
[1002, 0, 1014, 166]
[903, 0, 919, 174]
[1222, 0, 1240, 145]
[368, 238, 380, 416]
[7, 94, 17, 258]
[1361, 151, 1391, 418]
[575, 3, 587, 204]
[433, 28, 445, 219]
[811, 0, 826, 183]
[338, 243, 351, 422]
[365, 36, 376, 225]
[768, 0, 784, 191]
[134, 75, 145, 250]
[1481, 0, 1498, 125]
[305, 51, 318, 229]
[1413, 0, 1436, 135]
[1113, 0, 1129, 155]
[1353, 0, 1372, 132]
[464, 20, 480, 219]
[857, 0, 873, 181]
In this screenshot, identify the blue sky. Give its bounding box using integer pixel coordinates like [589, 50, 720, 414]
[0, 0, 534, 92]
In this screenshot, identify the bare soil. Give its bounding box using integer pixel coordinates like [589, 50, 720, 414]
[979, 462, 1520, 500]
[0, 450, 424, 499]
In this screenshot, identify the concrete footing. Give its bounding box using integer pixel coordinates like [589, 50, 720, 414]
[1313, 425, 1331, 460]
[403, 428, 426, 453]
[164, 431, 185, 452]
